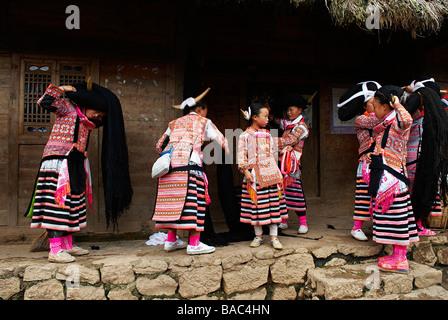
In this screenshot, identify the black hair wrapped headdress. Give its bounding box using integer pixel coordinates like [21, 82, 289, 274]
[66, 81, 133, 229]
[337, 81, 381, 121]
[404, 78, 441, 114]
[276, 94, 308, 111]
[378, 85, 405, 102]
[411, 86, 448, 223]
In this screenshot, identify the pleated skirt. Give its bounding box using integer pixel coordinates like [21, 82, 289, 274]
[29, 159, 87, 232]
[354, 162, 371, 221]
[155, 171, 206, 232]
[284, 176, 307, 215]
[240, 182, 288, 226]
[372, 188, 419, 246]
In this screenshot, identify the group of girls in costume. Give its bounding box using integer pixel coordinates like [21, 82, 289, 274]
[338, 78, 448, 273]
[29, 76, 446, 269]
[28, 80, 309, 261]
[153, 90, 311, 253]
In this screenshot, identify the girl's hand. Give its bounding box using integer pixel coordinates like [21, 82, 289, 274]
[244, 170, 254, 184]
[280, 146, 292, 155]
[390, 95, 399, 107]
[60, 85, 77, 92]
[365, 152, 372, 163]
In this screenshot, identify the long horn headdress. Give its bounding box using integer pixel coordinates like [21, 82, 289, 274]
[307, 91, 317, 104]
[87, 76, 93, 91]
[172, 87, 211, 109]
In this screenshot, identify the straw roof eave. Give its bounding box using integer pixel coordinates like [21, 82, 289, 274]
[201, 0, 448, 38]
[293, 0, 448, 38]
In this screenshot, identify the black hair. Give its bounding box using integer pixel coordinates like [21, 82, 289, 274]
[374, 85, 405, 107]
[183, 100, 207, 115]
[246, 103, 269, 124]
[374, 89, 392, 107]
[411, 87, 448, 223]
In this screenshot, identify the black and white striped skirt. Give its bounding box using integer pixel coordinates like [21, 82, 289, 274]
[354, 162, 372, 221]
[372, 186, 419, 246]
[240, 181, 288, 225]
[28, 159, 87, 232]
[155, 171, 207, 232]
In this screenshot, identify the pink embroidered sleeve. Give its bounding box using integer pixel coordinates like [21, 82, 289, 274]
[156, 133, 169, 154]
[206, 121, 229, 153]
[277, 124, 308, 151]
[355, 114, 380, 130]
[237, 134, 249, 173]
[37, 84, 73, 117]
[394, 103, 413, 133]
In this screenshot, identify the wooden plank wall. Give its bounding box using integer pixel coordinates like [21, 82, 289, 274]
[0, 54, 11, 226]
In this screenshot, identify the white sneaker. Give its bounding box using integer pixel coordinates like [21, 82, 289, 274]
[279, 223, 288, 230]
[271, 238, 283, 250]
[187, 242, 215, 255]
[298, 225, 308, 234]
[164, 238, 187, 252]
[48, 250, 75, 263]
[351, 229, 368, 241]
[250, 237, 263, 247]
[64, 245, 89, 256]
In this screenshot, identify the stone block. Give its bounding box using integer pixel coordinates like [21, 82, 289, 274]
[24, 279, 64, 300]
[66, 285, 106, 300]
[410, 262, 442, 289]
[307, 265, 367, 300]
[270, 253, 315, 285]
[413, 242, 437, 266]
[56, 264, 100, 285]
[136, 274, 178, 297]
[223, 262, 269, 295]
[133, 258, 168, 275]
[0, 277, 21, 300]
[23, 264, 57, 282]
[100, 264, 135, 285]
[437, 247, 448, 265]
[178, 265, 222, 298]
[272, 285, 297, 300]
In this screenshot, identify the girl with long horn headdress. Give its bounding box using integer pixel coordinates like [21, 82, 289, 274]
[152, 88, 230, 255]
[366, 86, 419, 274]
[25, 78, 133, 263]
[337, 81, 382, 241]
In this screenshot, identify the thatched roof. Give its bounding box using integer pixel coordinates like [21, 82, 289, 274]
[291, 0, 448, 38]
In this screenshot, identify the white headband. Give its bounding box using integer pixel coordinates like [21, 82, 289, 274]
[241, 107, 251, 121]
[337, 81, 382, 108]
[180, 97, 196, 110]
[410, 78, 435, 93]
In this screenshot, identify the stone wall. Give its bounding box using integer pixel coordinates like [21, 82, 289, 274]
[1, 235, 448, 300]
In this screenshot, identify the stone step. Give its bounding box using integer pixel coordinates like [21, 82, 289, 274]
[307, 260, 448, 300]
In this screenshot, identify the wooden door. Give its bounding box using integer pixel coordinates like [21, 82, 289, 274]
[9, 55, 98, 228]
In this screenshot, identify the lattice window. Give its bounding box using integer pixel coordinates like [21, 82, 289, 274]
[59, 63, 89, 86]
[23, 63, 52, 125]
[20, 59, 91, 136]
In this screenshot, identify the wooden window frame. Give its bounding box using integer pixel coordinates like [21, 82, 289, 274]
[19, 57, 92, 138]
